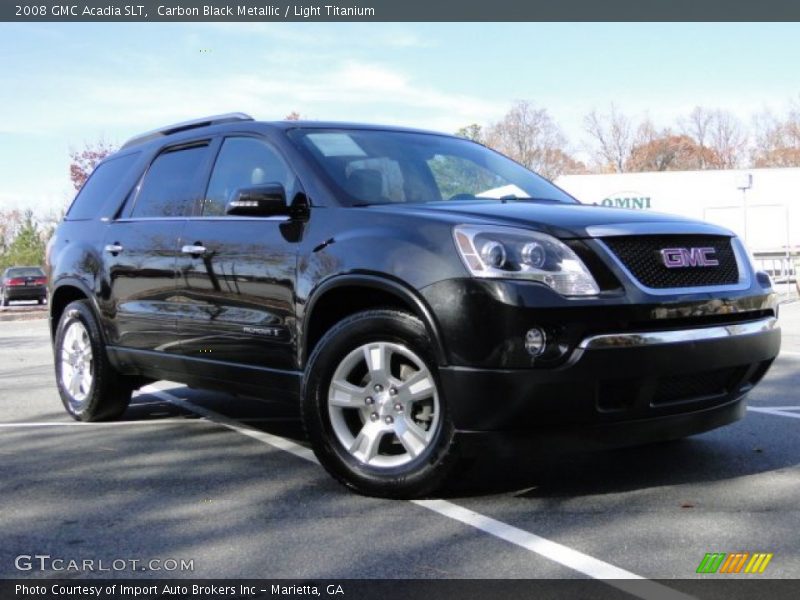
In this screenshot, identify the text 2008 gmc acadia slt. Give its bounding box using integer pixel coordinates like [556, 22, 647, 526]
[47, 113, 781, 497]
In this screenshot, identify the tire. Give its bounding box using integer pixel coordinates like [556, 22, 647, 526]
[1, 289, 8, 307]
[38, 296, 45, 305]
[302, 309, 457, 498]
[54, 299, 133, 421]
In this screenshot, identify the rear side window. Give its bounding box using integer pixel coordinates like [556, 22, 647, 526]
[67, 152, 140, 220]
[6, 267, 44, 278]
[132, 144, 210, 218]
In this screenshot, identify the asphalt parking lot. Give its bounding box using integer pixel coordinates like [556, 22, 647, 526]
[1, 302, 798, 591]
[0, 300, 47, 321]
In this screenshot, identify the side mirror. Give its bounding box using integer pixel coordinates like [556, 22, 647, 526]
[225, 183, 288, 217]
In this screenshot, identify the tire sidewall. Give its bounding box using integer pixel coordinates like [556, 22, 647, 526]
[303, 310, 455, 497]
[54, 301, 104, 421]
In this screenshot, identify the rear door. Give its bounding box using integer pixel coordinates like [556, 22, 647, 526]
[103, 141, 214, 353]
[174, 135, 301, 371]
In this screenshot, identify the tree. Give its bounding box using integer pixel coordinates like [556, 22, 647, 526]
[583, 104, 634, 172]
[484, 100, 577, 180]
[69, 140, 117, 191]
[680, 107, 746, 169]
[626, 122, 716, 172]
[706, 110, 746, 168]
[0, 209, 24, 257]
[284, 111, 302, 121]
[2, 210, 45, 269]
[751, 102, 800, 167]
[455, 123, 484, 143]
[542, 149, 588, 175]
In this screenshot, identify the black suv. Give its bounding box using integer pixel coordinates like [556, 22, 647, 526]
[47, 113, 781, 497]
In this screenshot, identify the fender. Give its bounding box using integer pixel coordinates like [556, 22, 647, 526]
[49, 276, 105, 341]
[302, 272, 448, 367]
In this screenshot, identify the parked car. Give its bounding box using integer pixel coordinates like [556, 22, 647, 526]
[1, 266, 47, 306]
[47, 113, 781, 497]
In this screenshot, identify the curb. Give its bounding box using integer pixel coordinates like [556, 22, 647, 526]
[0, 310, 48, 322]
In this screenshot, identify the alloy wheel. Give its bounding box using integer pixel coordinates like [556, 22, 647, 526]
[327, 342, 440, 468]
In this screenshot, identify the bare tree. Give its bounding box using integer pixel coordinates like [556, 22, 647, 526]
[484, 100, 577, 180]
[681, 107, 746, 169]
[626, 119, 717, 172]
[545, 149, 588, 176]
[0, 209, 24, 256]
[583, 104, 634, 172]
[751, 101, 800, 167]
[707, 110, 746, 168]
[681, 107, 714, 167]
[284, 111, 302, 121]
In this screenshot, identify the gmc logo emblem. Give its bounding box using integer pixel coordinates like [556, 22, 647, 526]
[660, 247, 719, 268]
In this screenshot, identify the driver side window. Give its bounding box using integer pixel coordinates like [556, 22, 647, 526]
[203, 137, 293, 216]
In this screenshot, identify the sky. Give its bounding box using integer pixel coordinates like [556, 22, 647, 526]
[1, 22, 800, 217]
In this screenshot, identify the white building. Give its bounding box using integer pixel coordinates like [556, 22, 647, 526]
[556, 167, 800, 281]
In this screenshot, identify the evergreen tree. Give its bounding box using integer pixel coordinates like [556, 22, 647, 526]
[3, 211, 45, 268]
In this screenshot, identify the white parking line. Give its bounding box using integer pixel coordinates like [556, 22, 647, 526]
[141, 385, 692, 600]
[0, 419, 208, 427]
[145, 387, 318, 464]
[748, 407, 800, 420]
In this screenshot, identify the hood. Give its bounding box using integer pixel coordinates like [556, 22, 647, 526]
[363, 200, 734, 239]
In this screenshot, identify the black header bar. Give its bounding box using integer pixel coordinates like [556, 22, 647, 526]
[3, 0, 800, 22]
[4, 579, 800, 600]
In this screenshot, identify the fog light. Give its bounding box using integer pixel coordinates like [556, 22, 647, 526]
[525, 328, 546, 356]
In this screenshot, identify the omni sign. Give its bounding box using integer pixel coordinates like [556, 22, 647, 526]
[660, 247, 719, 268]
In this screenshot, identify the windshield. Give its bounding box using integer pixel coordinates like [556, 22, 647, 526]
[288, 128, 578, 206]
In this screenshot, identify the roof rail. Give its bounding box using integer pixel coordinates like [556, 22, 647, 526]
[121, 112, 254, 149]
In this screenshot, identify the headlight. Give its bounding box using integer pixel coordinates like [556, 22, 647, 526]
[453, 225, 600, 296]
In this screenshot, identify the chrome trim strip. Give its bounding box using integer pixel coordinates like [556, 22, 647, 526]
[586, 221, 736, 237]
[595, 236, 753, 296]
[112, 216, 291, 223]
[578, 317, 778, 350]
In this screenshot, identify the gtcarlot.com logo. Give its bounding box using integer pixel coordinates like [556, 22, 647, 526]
[15, 554, 194, 573]
[696, 552, 773, 574]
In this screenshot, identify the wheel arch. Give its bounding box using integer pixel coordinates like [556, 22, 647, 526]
[49, 279, 99, 342]
[302, 274, 447, 368]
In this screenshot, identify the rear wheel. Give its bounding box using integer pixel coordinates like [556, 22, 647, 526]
[54, 300, 133, 421]
[303, 309, 457, 498]
[1, 289, 8, 306]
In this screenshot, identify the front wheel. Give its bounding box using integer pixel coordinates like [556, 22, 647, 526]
[302, 309, 457, 498]
[54, 300, 133, 421]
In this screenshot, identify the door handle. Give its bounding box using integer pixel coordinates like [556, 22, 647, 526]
[181, 244, 208, 256]
[104, 243, 123, 254]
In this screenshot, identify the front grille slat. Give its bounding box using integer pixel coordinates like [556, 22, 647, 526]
[603, 235, 739, 289]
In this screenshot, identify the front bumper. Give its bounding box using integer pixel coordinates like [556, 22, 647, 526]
[439, 316, 780, 441]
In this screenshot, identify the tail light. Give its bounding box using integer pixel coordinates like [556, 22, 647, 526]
[6, 278, 25, 286]
[34, 278, 47, 285]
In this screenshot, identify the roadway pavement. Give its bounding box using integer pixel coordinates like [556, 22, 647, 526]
[0, 302, 798, 592]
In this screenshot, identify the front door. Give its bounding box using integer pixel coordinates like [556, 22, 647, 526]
[175, 136, 301, 372]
